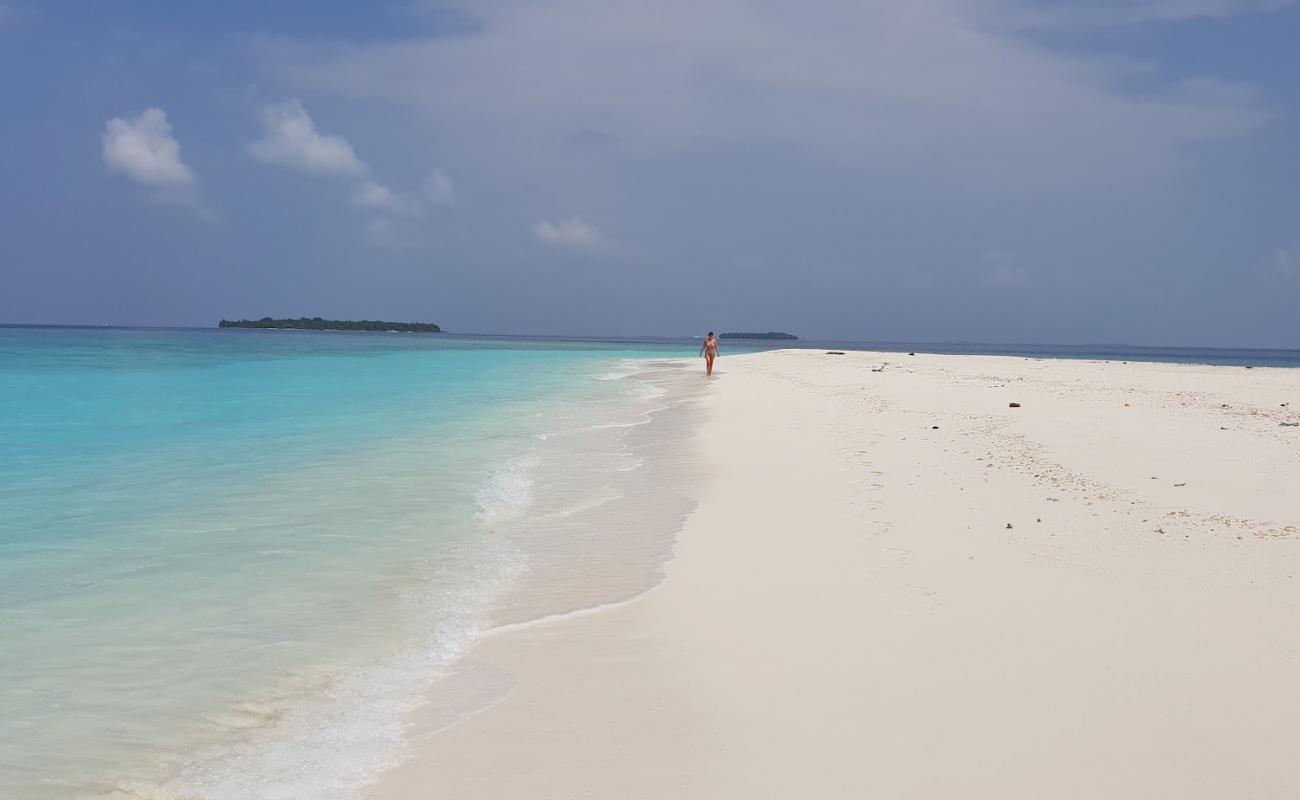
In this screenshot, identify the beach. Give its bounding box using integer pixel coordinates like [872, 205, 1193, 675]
[370, 349, 1300, 799]
[0, 330, 700, 799]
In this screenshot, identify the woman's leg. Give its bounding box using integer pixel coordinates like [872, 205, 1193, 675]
[706, 353, 715, 376]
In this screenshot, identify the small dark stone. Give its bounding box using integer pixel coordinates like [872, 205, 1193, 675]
[1006, 523, 1013, 529]
[1009, 402, 1021, 408]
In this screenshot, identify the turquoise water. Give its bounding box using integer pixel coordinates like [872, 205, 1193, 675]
[0, 328, 688, 799]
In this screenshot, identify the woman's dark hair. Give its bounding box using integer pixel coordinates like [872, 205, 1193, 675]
[708, 331, 714, 336]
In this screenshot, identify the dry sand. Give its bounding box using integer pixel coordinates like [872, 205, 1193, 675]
[370, 350, 1300, 799]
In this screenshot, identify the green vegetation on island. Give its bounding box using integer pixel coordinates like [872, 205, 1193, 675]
[719, 331, 799, 341]
[219, 317, 442, 333]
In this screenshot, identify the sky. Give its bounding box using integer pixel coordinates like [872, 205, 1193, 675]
[0, 0, 1297, 347]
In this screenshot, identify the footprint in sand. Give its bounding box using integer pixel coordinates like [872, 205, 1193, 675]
[883, 546, 912, 566]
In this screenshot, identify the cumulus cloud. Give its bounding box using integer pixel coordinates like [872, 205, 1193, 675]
[532, 217, 605, 249]
[350, 180, 421, 215]
[102, 108, 195, 187]
[245, 99, 448, 243]
[425, 170, 455, 205]
[247, 99, 366, 175]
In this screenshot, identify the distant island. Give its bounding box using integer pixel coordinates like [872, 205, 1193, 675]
[719, 331, 799, 341]
[219, 317, 442, 333]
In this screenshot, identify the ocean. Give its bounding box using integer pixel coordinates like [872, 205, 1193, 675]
[0, 327, 701, 800]
[1, 326, 1296, 799]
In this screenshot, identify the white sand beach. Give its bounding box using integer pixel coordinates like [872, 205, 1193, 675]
[370, 350, 1300, 799]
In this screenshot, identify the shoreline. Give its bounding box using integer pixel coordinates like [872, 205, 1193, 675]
[7, 324, 1299, 368]
[1, 338, 700, 800]
[368, 349, 1300, 799]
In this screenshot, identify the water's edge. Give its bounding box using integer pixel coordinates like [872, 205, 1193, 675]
[121, 359, 702, 800]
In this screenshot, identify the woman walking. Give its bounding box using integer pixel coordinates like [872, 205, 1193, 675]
[699, 331, 720, 377]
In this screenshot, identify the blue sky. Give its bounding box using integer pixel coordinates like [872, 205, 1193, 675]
[1, 0, 1297, 346]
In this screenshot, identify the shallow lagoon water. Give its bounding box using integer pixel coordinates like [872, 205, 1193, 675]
[0, 328, 692, 799]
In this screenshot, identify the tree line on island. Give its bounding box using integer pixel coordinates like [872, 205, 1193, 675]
[217, 318, 794, 340]
[219, 317, 442, 333]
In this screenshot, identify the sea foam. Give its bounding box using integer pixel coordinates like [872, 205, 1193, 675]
[474, 457, 538, 525]
[109, 539, 522, 800]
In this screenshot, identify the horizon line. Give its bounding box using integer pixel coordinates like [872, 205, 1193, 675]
[2, 322, 1298, 355]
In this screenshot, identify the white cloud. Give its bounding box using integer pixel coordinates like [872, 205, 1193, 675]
[247, 99, 366, 175]
[256, 0, 1273, 192]
[532, 217, 605, 249]
[425, 169, 455, 205]
[246, 99, 429, 241]
[350, 180, 393, 208]
[350, 180, 421, 215]
[102, 108, 195, 187]
[349, 171, 455, 247]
